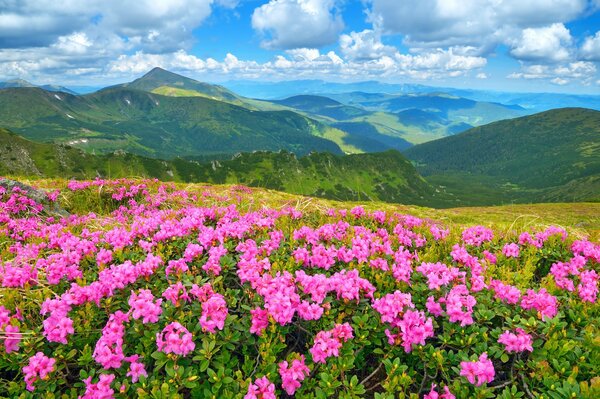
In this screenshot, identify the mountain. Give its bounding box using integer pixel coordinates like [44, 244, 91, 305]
[0, 86, 343, 159]
[404, 108, 600, 204]
[326, 92, 526, 125]
[272, 95, 370, 120]
[0, 127, 438, 206]
[0, 127, 182, 180]
[118, 67, 243, 105]
[223, 80, 430, 100]
[0, 79, 77, 95]
[224, 79, 600, 113]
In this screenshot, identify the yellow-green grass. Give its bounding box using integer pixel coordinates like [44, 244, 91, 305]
[18, 178, 600, 241]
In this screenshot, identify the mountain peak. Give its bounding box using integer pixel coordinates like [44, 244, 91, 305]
[142, 66, 177, 78]
[0, 78, 36, 89]
[122, 67, 240, 103]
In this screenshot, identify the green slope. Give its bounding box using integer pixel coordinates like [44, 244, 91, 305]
[119, 67, 242, 104]
[0, 86, 343, 159]
[272, 95, 370, 120]
[0, 127, 438, 206]
[404, 107, 600, 204]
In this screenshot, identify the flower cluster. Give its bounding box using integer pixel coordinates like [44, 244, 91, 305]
[0, 178, 596, 398]
[459, 352, 495, 386]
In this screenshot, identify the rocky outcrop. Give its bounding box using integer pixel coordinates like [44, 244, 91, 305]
[0, 178, 69, 217]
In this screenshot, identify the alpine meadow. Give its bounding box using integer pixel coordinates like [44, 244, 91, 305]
[0, 1, 599, 399]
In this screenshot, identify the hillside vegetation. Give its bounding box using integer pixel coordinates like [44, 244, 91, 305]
[404, 108, 600, 204]
[0, 128, 439, 206]
[0, 86, 342, 159]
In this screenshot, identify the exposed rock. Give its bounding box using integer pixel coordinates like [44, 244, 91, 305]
[0, 178, 70, 218]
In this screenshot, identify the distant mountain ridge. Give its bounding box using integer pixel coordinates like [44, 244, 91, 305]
[0, 127, 438, 206]
[0, 82, 343, 159]
[0, 78, 77, 95]
[404, 107, 600, 204]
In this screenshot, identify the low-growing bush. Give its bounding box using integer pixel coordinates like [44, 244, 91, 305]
[0, 179, 598, 398]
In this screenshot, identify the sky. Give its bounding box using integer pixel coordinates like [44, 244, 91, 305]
[1, 0, 600, 93]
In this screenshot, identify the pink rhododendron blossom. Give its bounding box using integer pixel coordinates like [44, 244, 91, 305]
[128, 289, 162, 324]
[498, 328, 533, 352]
[461, 226, 494, 247]
[278, 355, 310, 395]
[3, 324, 21, 353]
[520, 288, 558, 320]
[125, 355, 148, 383]
[489, 280, 521, 304]
[502, 243, 520, 258]
[199, 293, 228, 333]
[250, 308, 269, 336]
[460, 353, 495, 386]
[310, 323, 354, 363]
[80, 373, 115, 399]
[245, 376, 276, 399]
[445, 285, 476, 326]
[424, 384, 456, 399]
[156, 322, 195, 356]
[22, 352, 56, 391]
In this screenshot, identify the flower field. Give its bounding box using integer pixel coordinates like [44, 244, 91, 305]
[0, 179, 598, 398]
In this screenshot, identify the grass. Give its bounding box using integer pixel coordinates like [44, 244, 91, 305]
[18, 178, 600, 241]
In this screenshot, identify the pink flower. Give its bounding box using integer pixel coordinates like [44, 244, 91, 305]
[445, 285, 476, 326]
[22, 352, 56, 391]
[461, 226, 494, 247]
[43, 313, 74, 344]
[199, 294, 228, 333]
[372, 291, 414, 324]
[397, 310, 434, 353]
[3, 324, 21, 353]
[279, 355, 310, 395]
[460, 352, 495, 386]
[520, 288, 558, 320]
[502, 243, 520, 258]
[424, 384, 456, 399]
[578, 270, 598, 303]
[310, 323, 353, 363]
[128, 289, 162, 324]
[245, 376, 276, 399]
[125, 355, 148, 383]
[498, 328, 533, 353]
[249, 308, 269, 336]
[80, 373, 115, 399]
[156, 322, 195, 356]
[489, 280, 521, 305]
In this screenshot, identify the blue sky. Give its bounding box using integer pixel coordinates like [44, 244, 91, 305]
[1, 0, 600, 93]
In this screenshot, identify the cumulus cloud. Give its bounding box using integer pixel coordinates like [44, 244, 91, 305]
[581, 31, 600, 61]
[0, 0, 234, 53]
[252, 0, 344, 49]
[508, 61, 597, 85]
[104, 46, 485, 82]
[339, 30, 396, 61]
[368, 0, 587, 50]
[509, 23, 573, 63]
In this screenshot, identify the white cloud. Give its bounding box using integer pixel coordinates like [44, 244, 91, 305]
[104, 46, 486, 82]
[508, 61, 596, 85]
[0, 0, 242, 53]
[581, 31, 600, 61]
[339, 30, 396, 61]
[252, 0, 344, 49]
[551, 77, 569, 85]
[368, 0, 587, 52]
[509, 23, 573, 63]
[476, 73, 488, 79]
[52, 32, 94, 55]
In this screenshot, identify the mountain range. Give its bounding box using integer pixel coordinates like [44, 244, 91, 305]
[0, 68, 533, 157]
[1, 68, 599, 208]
